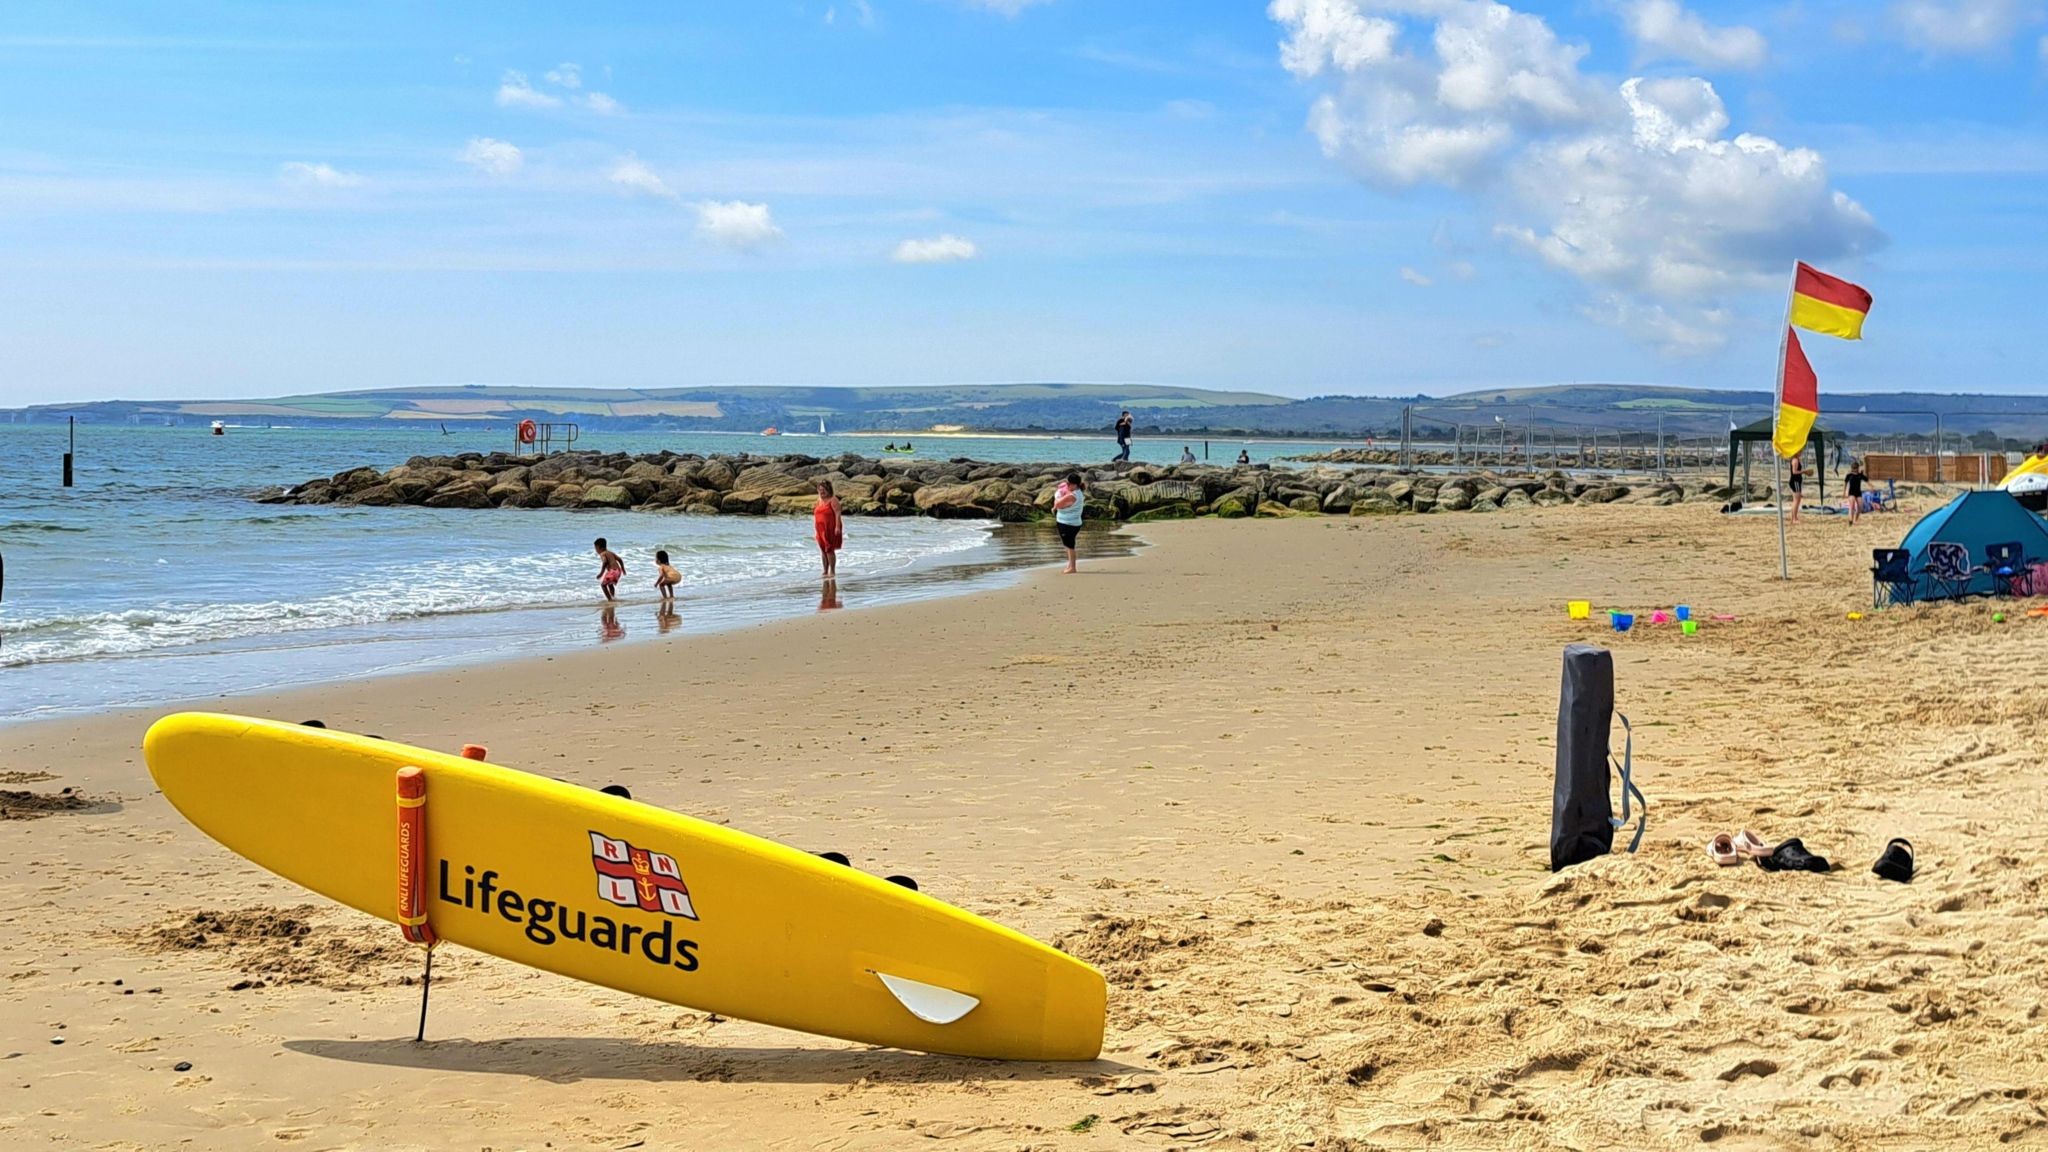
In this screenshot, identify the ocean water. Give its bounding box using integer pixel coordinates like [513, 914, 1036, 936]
[0, 425, 1344, 723]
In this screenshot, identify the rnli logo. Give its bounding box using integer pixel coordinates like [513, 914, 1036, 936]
[589, 832, 698, 921]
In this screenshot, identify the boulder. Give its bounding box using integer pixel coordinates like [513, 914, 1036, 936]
[1435, 486, 1473, 512]
[1128, 503, 1196, 522]
[425, 483, 494, 510]
[1532, 488, 1571, 507]
[546, 484, 586, 508]
[720, 491, 768, 514]
[624, 461, 668, 483]
[1209, 492, 1253, 518]
[578, 484, 634, 509]
[767, 494, 817, 516]
[1349, 494, 1403, 515]
[913, 483, 984, 514]
[342, 483, 401, 507]
[1502, 488, 1535, 509]
[1577, 485, 1628, 505]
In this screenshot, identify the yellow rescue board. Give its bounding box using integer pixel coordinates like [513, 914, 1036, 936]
[143, 713, 1105, 1061]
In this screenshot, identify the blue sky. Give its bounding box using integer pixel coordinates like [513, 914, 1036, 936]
[2, 0, 2045, 406]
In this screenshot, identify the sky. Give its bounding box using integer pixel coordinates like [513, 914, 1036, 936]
[2, 0, 2046, 406]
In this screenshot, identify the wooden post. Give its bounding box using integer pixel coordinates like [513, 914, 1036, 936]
[63, 416, 74, 488]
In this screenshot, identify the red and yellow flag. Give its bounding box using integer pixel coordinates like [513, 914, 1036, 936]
[1773, 328, 1819, 458]
[1789, 262, 1872, 341]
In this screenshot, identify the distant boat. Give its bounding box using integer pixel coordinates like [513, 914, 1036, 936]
[761, 427, 781, 436]
[819, 417, 827, 435]
[210, 421, 225, 436]
[441, 423, 453, 436]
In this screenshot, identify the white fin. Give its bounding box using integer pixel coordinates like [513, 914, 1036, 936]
[876, 972, 980, 1025]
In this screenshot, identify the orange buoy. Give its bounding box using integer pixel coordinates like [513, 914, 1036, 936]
[516, 419, 538, 445]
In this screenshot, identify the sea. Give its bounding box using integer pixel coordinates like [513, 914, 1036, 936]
[0, 424, 1359, 723]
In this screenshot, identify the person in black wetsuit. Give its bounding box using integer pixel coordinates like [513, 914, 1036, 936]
[1845, 460, 1868, 525]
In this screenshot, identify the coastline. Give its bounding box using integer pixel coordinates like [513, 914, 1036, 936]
[1, 521, 1139, 726]
[4, 505, 2044, 1148]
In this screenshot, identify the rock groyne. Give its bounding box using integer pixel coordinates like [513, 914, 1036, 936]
[267, 451, 1784, 521]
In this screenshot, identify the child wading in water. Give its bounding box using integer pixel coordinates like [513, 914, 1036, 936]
[653, 550, 682, 602]
[593, 537, 625, 601]
[814, 480, 844, 579]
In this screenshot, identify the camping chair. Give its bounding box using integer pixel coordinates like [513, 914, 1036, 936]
[1872, 548, 1918, 609]
[1924, 541, 1979, 601]
[1986, 542, 2028, 598]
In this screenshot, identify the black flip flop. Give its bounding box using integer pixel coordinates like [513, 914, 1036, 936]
[817, 851, 851, 867]
[598, 784, 633, 799]
[1756, 837, 1831, 874]
[1872, 838, 1914, 883]
[884, 874, 919, 891]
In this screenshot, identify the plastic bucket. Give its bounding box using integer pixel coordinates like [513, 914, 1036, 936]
[1675, 605, 1691, 622]
[1613, 613, 1635, 633]
[1681, 620, 1698, 636]
[1568, 600, 1591, 620]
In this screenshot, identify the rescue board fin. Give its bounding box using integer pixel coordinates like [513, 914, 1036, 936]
[876, 972, 979, 1025]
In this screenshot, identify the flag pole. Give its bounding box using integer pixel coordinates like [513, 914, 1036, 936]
[1772, 263, 1798, 580]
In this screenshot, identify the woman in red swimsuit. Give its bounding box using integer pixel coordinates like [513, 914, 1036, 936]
[814, 480, 844, 579]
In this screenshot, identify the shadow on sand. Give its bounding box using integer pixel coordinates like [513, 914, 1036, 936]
[284, 1036, 1142, 1085]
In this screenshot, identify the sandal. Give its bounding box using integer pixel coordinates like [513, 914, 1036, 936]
[1732, 830, 1773, 858]
[1706, 833, 1740, 866]
[1756, 837, 1831, 874]
[1872, 838, 1914, 883]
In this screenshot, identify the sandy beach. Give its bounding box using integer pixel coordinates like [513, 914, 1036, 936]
[5, 503, 2046, 1150]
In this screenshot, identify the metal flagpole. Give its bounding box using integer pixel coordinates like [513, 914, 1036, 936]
[1772, 263, 1798, 580]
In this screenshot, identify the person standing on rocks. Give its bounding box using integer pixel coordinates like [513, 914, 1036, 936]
[1054, 473, 1085, 574]
[1114, 411, 1134, 462]
[814, 479, 844, 579]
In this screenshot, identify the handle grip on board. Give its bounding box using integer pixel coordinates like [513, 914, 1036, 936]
[396, 767, 438, 947]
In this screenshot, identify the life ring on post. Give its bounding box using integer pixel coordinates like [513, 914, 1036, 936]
[516, 419, 538, 445]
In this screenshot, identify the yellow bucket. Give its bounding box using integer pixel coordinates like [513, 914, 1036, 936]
[1568, 600, 1591, 620]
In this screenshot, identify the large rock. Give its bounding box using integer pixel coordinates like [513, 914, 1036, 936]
[1349, 493, 1402, 515]
[1435, 486, 1473, 512]
[425, 483, 494, 509]
[1577, 485, 1628, 505]
[546, 484, 587, 508]
[342, 483, 401, 507]
[1209, 492, 1253, 518]
[579, 484, 634, 509]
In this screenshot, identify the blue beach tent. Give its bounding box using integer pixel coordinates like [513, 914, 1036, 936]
[1890, 490, 2048, 601]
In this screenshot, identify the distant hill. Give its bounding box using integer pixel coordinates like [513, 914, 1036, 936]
[9, 381, 2048, 442]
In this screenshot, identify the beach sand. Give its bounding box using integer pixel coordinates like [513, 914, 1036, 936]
[4, 502, 2046, 1149]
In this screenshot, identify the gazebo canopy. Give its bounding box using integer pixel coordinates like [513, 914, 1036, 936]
[1727, 417, 1838, 501]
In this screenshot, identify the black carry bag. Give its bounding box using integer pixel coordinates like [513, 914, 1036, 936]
[1552, 644, 1622, 871]
[1549, 643, 1647, 871]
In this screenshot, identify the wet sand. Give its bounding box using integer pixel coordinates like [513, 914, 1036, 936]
[3, 502, 2045, 1149]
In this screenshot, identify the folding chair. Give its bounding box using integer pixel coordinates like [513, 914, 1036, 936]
[1985, 542, 2028, 598]
[1924, 541, 1979, 601]
[1872, 548, 1918, 609]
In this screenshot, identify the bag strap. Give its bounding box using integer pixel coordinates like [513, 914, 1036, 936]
[1609, 712, 1647, 853]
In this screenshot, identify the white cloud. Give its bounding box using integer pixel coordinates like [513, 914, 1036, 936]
[695, 200, 782, 248]
[578, 92, 623, 116]
[2041, 32, 2048, 59]
[458, 137, 523, 176]
[1271, 0, 1883, 354]
[495, 70, 560, 109]
[1619, 0, 1768, 69]
[1448, 259, 1478, 280]
[962, 0, 1053, 15]
[1892, 0, 2041, 54]
[1398, 265, 1433, 286]
[609, 154, 676, 200]
[544, 62, 582, 89]
[278, 161, 365, 188]
[893, 234, 980, 263]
